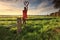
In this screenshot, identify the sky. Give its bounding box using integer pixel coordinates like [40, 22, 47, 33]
[0, 0, 59, 15]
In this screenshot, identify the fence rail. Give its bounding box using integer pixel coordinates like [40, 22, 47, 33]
[0, 18, 56, 21]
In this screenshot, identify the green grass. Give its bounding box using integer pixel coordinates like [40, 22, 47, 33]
[0, 16, 60, 40]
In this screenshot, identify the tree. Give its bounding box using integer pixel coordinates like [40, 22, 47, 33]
[53, 0, 60, 9]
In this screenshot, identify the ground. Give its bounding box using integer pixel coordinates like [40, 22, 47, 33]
[0, 15, 60, 40]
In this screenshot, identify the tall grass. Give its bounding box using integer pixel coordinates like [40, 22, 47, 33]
[0, 16, 60, 40]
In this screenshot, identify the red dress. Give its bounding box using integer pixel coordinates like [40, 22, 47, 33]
[23, 10, 27, 19]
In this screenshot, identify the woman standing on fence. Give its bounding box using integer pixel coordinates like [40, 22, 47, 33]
[23, 7, 27, 24]
[23, 1, 29, 24]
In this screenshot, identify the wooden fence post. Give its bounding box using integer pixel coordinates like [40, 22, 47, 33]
[17, 18, 22, 34]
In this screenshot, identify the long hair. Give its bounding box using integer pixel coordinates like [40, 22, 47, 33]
[24, 7, 27, 10]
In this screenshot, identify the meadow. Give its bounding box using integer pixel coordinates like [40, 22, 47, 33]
[0, 15, 60, 40]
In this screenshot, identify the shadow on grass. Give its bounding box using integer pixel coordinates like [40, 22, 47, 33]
[0, 25, 17, 40]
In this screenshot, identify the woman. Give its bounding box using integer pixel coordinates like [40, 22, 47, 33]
[23, 7, 27, 24]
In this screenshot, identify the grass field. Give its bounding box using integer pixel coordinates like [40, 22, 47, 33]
[0, 15, 60, 40]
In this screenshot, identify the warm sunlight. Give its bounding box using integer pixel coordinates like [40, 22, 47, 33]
[0, 0, 59, 15]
